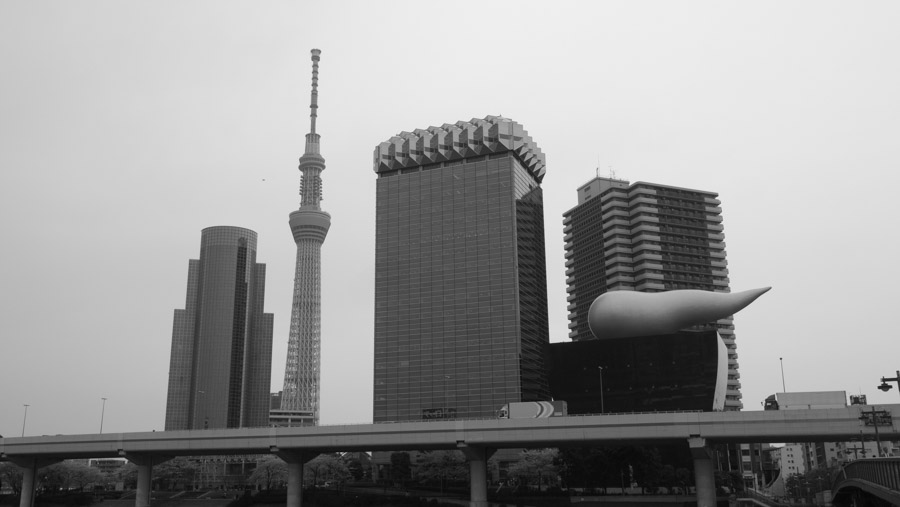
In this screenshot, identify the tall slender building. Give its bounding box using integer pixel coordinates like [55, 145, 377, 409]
[165, 226, 274, 430]
[562, 176, 741, 409]
[279, 49, 331, 426]
[372, 116, 550, 423]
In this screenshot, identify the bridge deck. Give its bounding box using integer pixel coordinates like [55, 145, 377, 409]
[2, 405, 898, 460]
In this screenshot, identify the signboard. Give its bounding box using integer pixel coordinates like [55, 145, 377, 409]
[422, 408, 457, 420]
[859, 410, 892, 426]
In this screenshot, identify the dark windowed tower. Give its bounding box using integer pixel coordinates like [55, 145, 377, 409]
[562, 177, 741, 409]
[372, 116, 550, 422]
[165, 226, 274, 430]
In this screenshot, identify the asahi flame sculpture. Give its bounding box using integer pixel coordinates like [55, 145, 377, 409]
[588, 287, 771, 340]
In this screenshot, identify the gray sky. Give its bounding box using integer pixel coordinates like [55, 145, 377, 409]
[2, 1, 899, 437]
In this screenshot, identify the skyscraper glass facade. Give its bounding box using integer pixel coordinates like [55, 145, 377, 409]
[165, 226, 274, 430]
[373, 117, 549, 422]
[548, 330, 726, 414]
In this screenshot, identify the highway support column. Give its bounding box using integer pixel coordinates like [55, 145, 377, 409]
[688, 437, 716, 507]
[7, 457, 59, 507]
[119, 452, 171, 507]
[458, 443, 495, 507]
[273, 449, 317, 507]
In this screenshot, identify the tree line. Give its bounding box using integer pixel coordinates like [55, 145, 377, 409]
[1, 445, 743, 497]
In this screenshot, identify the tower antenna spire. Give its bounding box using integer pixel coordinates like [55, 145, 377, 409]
[309, 48, 321, 136]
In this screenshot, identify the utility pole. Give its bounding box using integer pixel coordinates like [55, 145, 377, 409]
[100, 397, 108, 433]
[21, 404, 29, 436]
[779, 357, 786, 392]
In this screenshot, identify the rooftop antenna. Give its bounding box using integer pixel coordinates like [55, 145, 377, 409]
[308, 48, 320, 136]
[609, 165, 616, 180]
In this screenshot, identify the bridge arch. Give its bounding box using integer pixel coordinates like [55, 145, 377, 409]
[832, 458, 900, 507]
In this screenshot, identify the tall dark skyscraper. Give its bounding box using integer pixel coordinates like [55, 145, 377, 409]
[562, 176, 741, 409]
[372, 116, 550, 423]
[164, 226, 274, 430]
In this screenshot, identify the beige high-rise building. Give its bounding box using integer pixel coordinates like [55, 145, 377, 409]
[562, 176, 741, 409]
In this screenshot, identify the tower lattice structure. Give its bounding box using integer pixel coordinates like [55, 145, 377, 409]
[280, 49, 330, 426]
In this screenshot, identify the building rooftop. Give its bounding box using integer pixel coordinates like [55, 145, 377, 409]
[373, 115, 546, 182]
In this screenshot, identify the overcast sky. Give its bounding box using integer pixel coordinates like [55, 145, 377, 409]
[2, 1, 899, 437]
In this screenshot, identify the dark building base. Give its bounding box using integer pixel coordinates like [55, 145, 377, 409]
[548, 330, 725, 414]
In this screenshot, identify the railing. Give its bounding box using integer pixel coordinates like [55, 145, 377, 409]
[737, 488, 806, 507]
[833, 457, 900, 493]
[374, 409, 705, 424]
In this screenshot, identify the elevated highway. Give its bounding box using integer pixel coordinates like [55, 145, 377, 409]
[3, 405, 898, 507]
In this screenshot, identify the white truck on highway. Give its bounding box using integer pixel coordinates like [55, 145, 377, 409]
[497, 401, 568, 419]
[763, 391, 847, 410]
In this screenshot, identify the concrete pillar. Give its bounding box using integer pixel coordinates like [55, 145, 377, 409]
[135, 464, 152, 507]
[287, 461, 303, 507]
[119, 452, 171, 507]
[273, 449, 317, 507]
[458, 444, 495, 507]
[18, 460, 36, 507]
[688, 437, 717, 507]
[469, 458, 488, 507]
[8, 457, 58, 507]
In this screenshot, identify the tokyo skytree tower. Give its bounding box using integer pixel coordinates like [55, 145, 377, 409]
[280, 49, 330, 426]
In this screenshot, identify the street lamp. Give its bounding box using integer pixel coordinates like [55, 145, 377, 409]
[195, 390, 206, 429]
[100, 398, 108, 433]
[877, 370, 900, 397]
[598, 366, 605, 414]
[779, 357, 786, 392]
[21, 404, 29, 436]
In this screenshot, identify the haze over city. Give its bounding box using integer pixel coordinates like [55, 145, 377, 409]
[2, 1, 899, 437]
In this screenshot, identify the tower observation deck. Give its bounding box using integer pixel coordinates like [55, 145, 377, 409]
[278, 49, 331, 427]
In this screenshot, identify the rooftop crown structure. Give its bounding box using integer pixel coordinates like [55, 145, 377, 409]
[278, 49, 331, 427]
